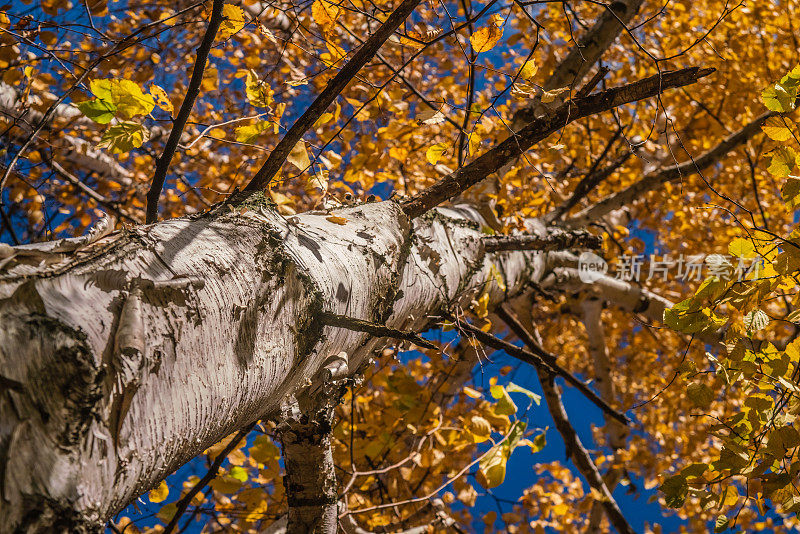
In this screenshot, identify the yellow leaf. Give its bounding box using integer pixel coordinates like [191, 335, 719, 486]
[209, 474, 242, 494]
[110, 79, 155, 119]
[326, 215, 348, 225]
[468, 415, 492, 443]
[288, 141, 311, 171]
[218, 4, 245, 41]
[541, 86, 570, 103]
[462, 386, 482, 399]
[235, 120, 270, 143]
[305, 170, 328, 197]
[417, 104, 446, 125]
[519, 60, 538, 80]
[426, 142, 448, 164]
[274, 102, 286, 134]
[256, 20, 277, 43]
[98, 121, 149, 154]
[244, 69, 273, 108]
[761, 120, 792, 142]
[157, 503, 177, 523]
[769, 147, 797, 177]
[721, 485, 739, 506]
[468, 132, 481, 155]
[477, 443, 508, 488]
[149, 480, 169, 503]
[469, 14, 504, 54]
[729, 237, 756, 259]
[471, 291, 490, 318]
[389, 146, 409, 161]
[149, 84, 173, 114]
[312, 0, 341, 33]
[321, 41, 346, 68]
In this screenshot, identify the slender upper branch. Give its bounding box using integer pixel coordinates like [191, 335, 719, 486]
[564, 110, 775, 228]
[243, 0, 423, 192]
[146, 0, 225, 223]
[402, 67, 715, 218]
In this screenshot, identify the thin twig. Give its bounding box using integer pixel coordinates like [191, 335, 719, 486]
[321, 312, 437, 350]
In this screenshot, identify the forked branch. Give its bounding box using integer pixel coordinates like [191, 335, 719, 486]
[402, 67, 715, 218]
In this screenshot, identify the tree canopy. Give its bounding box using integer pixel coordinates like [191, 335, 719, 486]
[2, 0, 800, 532]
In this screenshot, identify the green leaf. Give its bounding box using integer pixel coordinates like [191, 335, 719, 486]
[528, 430, 546, 453]
[506, 382, 541, 405]
[490, 384, 518, 416]
[98, 121, 149, 154]
[763, 83, 795, 113]
[229, 466, 248, 482]
[76, 98, 116, 124]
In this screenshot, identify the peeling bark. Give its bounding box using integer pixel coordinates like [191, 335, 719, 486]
[0, 199, 551, 531]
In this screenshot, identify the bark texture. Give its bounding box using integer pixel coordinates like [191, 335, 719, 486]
[0, 198, 550, 532]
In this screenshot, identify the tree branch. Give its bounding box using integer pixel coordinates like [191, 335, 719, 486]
[447, 314, 630, 425]
[146, 0, 225, 223]
[496, 306, 634, 534]
[512, 0, 645, 128]
[321, 312, 437, 350]
[564, 110, 775, 228]
[243, 0, 423, 192]
[482, 229, 601, 252]
[402, 67, 715, 218]
[163, 423, 256, 534]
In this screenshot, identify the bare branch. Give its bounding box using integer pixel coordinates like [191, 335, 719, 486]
[146, 0, 225, 223]
[448, 314, 630, 425]
[482, 229, 601, 252]
[163, 423, 256, 534]
[402, 67, 715, 218]
[243, 0, 423, 192]
[321, 312, 437, 350]
[564, 110, 775, 228]
[497, 306, 635, 534]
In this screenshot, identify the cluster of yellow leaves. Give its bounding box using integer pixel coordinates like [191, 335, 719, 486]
[660, 65, 800, 531]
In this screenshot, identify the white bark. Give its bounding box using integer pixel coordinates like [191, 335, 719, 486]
[0, 199, 549, 532]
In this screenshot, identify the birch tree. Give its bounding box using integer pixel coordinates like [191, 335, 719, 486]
[1, 0, 799, 532]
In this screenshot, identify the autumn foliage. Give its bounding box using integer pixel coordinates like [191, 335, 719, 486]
[4, 0, 800, 532]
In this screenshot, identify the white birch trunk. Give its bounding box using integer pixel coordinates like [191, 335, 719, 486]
[0, 199, 548, 532]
